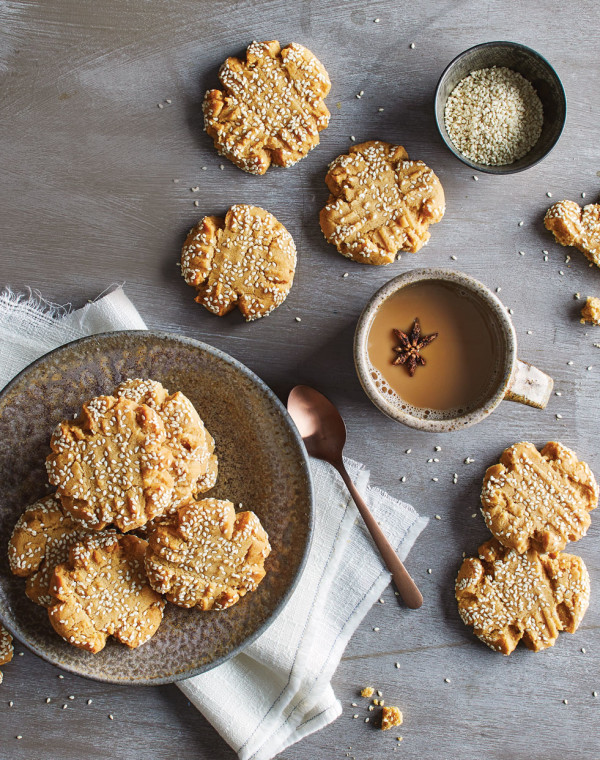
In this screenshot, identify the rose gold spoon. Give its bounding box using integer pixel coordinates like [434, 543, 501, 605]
[287, 385, 423, 609]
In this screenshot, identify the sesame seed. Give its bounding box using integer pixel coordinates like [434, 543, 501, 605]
[157, 103, 163, 109]
[201, 166, 207, 171]
[374, 17, 380, 22]
[62, 704, 68, 709]
[410, 42, 415, 49]
[567, 361, 574, 365]
[435, 514, 441, 520]
[350, 135, 356, 142]
[555, 391, 562, 396]
[556, 414, 563, 419]
[351, 702, 357, 707]
[563, 699, 568, 705]
[519, 251, 525, 256]
[432, 477, 438, 482]
[427, 568, 432, 574]
[395, 662, 400, 668]
[472, 175, 478, 181]
[547, 192, 552, 197]
[46, 698, 51, 704]
[464, 457, 475, 464]
[191, 187, 199, 192]
[378, 108, 384, 112]
[405, 449, 411, 454]
[518, 221, 524, 226]
[373, 627, 380, 631]
[365, 717, 369, 723]
[379, 598, 385, 604]
[471, 513, 477, 518]
[343, 272, 349, 278]
[582, 192, 586, 198]
[444, 678, 451, 684]
[68, 695, 75, 700]
[295, 316, 302, 322]
[173, 179, 179, 183]
[58, 675, 64, 679]
[353, 714, 359, 719]
[527, 330, 532, 335]
[588, 366, 593, 371]
[434, 446, 441, 451]
[165, 99, 171, 104]
[87, 699, 93, 705]
[194, 200, 199, 207]
[9, 700, 13, 707]
[450, 255, 457, 260]
[593, 691, 598, 697]
[496, 287, 501, 293]
[109, 714, 114, 720]
[16, 736, 22, 740]
[400, 476, 407, 482]
[220, 165, 225, 170]
[581, 648, 586, 653]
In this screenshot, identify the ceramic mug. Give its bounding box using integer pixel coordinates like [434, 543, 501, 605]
[353, 268, 554, 432]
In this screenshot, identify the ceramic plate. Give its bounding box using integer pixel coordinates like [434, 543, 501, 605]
[0, 331, 313, 684]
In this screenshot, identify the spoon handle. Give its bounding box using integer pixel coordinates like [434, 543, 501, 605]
[336, 462, 423, 609]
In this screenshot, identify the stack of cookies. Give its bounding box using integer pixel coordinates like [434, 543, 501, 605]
[8, 379, 271, 654]
[456, 441, 598, 655]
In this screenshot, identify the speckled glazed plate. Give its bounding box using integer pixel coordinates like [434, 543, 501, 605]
[0, 331, 313, 684]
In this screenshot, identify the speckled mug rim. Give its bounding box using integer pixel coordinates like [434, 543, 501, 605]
[353, 269, 517, 432]
[0, 330, 314, 685]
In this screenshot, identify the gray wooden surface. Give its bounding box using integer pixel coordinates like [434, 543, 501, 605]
[1, 1, 599, 758]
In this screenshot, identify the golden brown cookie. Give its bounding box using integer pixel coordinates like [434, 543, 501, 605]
[203, 40, 330, 175]
[145, 498, 271, 610]
[456, 539, 589, 655]
[580, 296, 600, 325]
[115, 379, 218, 507]
[544, 200, 600, 267]
[481, 442, 598, 554]
[0, 625, 13, 684]
[181, 204, 296, 321]
[46, 395, 174, 532]
[48, 532, 165, 653]
[319, 141, 445, 265]
[8, 494, 93, 607]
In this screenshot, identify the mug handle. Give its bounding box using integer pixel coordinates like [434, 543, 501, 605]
[504, 359, 554, 409]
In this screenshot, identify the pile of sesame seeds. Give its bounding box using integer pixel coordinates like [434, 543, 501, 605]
[444, 66, 543, 165]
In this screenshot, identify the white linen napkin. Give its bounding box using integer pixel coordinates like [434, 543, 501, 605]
[0, 286, 428, 760]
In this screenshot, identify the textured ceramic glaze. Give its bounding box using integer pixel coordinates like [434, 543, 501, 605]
[0, 331, 313, 684]
[434, 41, 567, 175]
[354, 268, 515, 432]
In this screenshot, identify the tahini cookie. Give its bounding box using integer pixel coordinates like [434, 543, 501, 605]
[145, 498, 271, 610]
[203, 40, 330, 174]
[8, 494, 93, 607]
[545, 200, 600, 267]
[319, 141, 445, 265]
[481, 442, 598, 554]
[46, 395, 174, 532]
[0, 625, 13, 684]
[456, 538, 589, 655]
[48, 532, 165, 653]
[181, 204, 296, 321]
[115, 379, 218, 508]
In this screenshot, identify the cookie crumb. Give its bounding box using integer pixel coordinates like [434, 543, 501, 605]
[361, 687, 375, 698]
[381, 706, 403, 731]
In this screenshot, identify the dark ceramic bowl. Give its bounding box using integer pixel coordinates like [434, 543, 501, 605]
[434, 41, 566, 174]
[0, 331, 313, 684]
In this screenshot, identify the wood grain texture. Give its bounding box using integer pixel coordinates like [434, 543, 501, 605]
[1, 0, 599, 758]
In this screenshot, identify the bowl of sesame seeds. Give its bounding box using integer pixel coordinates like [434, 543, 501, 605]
[434, 41, 566, 174]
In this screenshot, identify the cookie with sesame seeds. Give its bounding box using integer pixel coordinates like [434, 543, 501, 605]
[181, 204, 296, 321]
[481, 442, 598, 555]
[46, 395, 175, 532]
[48, 532, 165, 653]
[544, 200, 600, 267]
[8, 494, 93, 607]
[203, 40, 330, 175]
[114, 379, 218, 508]
[580, 295, 600, 325]
[319, 141, 445, 265]
[0, 625, 13, 684]
[456, 538, 590, 655]
[145, 498, 271, 610]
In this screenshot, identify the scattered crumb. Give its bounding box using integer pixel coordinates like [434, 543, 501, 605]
[381, 706, 403, 731]
[361, 687, 375, 698]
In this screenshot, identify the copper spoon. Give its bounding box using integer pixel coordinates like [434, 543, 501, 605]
[287, 385, 423, 609]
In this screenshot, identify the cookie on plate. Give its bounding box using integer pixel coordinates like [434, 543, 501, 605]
[8, 494, 93, 607]
[145, 498, 271, 610]
[456, 538, 590, 655]
[181, 204, 296, 321]
[203, 40, 330, 174]
[0, 625, 13, 684]
[544, 200, 600, 267]
[48, 532, 165, 653]
[319, 141, 445, 265]
[481, 441, 598, 554]
[115, 379, 218, 508]
[46, 395, 174, 532]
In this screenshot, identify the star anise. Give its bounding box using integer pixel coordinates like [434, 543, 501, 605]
[392, 318, 438, 376]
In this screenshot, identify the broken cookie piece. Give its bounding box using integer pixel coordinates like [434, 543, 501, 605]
[381, 705, 403, 731]
[544, 200, 600, 267]
[580, 296, 600, 325]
